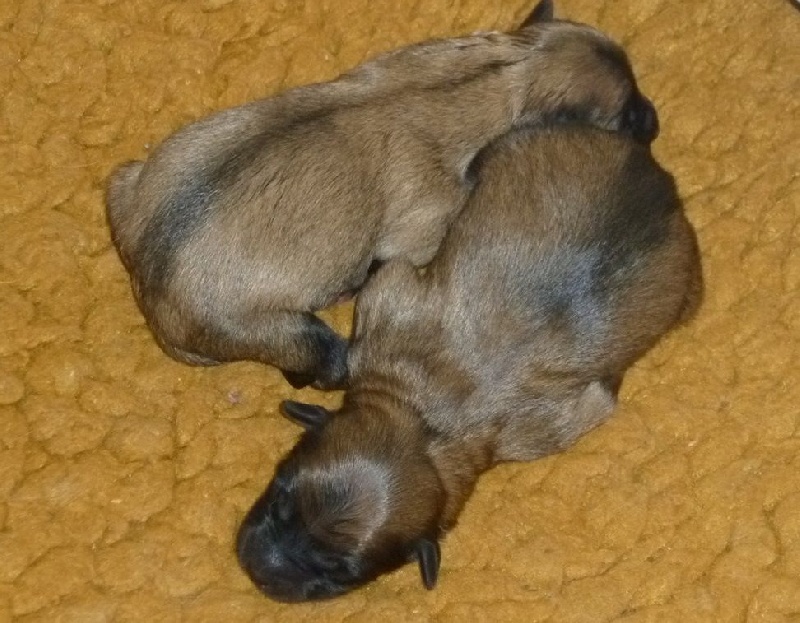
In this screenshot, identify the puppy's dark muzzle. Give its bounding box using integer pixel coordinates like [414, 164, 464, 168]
[253, 575, 346, 603]
[236, 520, 350, 602]
[622, 93, 660, 144]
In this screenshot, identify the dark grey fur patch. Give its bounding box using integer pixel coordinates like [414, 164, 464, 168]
[136, 112, 332, 295]
[136, 175, 219, 294]
[591, 146, 679, 285]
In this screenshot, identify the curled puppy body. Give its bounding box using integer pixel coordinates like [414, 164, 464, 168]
[106, 0, 658, 389]
[236, 126, 703, 600]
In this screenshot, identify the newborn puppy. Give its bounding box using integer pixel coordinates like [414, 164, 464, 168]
[236, 125, 702, 600]
[106, 0, 658, 389]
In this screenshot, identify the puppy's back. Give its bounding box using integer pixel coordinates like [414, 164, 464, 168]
[435, 127, 701, 378]
[449, 127, 675, 255]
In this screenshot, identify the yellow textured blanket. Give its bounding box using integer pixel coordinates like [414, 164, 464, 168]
[1, 0, 797, 620]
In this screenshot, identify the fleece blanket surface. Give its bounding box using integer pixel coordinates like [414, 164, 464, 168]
[0, 0, 798, 621]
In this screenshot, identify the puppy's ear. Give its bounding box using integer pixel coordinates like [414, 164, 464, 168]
[280, 400, 331, 431]
[520, 0, 554, 28]
[415, 539, 441, 590]
[621, 93, 660, 144]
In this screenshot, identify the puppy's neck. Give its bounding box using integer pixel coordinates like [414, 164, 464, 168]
[344, 367, 424, 432]
[426, 436, 493, 531]
[347, 364, 495, 534]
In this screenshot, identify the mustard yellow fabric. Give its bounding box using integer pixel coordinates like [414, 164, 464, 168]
[1, 1, 797, 620]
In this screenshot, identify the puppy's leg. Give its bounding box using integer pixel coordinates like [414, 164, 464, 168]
[190, 310, 348, 390]
[259, 311, 349, 390]
[677, 229, 704, 325]
[495, 381, 617, 462]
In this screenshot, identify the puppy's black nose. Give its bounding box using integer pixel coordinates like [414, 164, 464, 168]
[237, 524, 304, 602]
[236, 517, 349, 602]
[623, 93, 660, 144]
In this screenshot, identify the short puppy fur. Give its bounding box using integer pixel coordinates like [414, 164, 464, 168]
[236, 125, 703, 600]
[106, 0, 658, 389]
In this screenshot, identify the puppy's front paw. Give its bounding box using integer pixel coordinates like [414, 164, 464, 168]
[312, 339, 349, 390]
[281, 370, 317, 390]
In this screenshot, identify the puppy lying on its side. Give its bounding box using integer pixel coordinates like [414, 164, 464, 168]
[236, 125, 703, 601]
[106, 0, 658, 389]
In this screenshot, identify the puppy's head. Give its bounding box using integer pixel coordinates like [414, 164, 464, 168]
[237, 401, 444, 602]
[513, 0, 659, 144]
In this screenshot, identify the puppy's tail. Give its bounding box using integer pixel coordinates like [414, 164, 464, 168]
[105, 160, 144, 267]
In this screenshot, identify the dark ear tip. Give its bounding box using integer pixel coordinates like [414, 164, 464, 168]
[279, 400, 331, 430]
[520, 0, 555, 28]
[416, 538, 441, 590]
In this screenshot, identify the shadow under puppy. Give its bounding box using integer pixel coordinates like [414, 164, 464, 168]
[236, 125, 703, 601]
[106, 0, 658, 389]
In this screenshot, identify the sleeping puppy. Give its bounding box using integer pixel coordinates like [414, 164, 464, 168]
[236, 125, 703, 600]
[106, 0, 658, 389]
